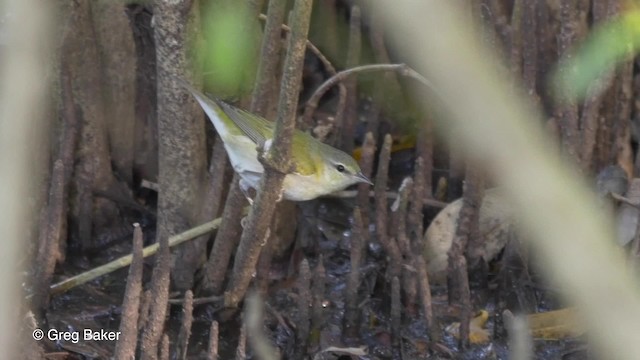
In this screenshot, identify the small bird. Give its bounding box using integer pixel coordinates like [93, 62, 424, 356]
[182, 81, 373, 201]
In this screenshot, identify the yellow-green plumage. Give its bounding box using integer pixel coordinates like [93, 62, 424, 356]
[182, 81, 372, 201]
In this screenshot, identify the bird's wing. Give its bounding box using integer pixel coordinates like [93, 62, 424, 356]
[218, 101, 320, 176]
[217, 101, 272, 147]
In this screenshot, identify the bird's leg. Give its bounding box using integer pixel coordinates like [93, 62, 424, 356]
[239, 178, 255, 205]
[276, 186, 284, 202]
[239, 179, 253, 229]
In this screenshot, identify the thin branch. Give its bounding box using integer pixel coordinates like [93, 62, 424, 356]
[257, 13, 339, 77]
[356, 132, 376, 228]
[295, 259, 311, 359]
[113, 224, 144, 360]
[207, 321, 219, 360]
[176, 290, 194, 360]
[49, 212, 239, 296]
[252, 3, 287, 115]
[375, 134, 403, 279]
[224, 0, 314, 308]
[200, 179, 246, 294]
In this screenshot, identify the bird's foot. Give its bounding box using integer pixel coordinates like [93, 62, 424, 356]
[239, 179, 255, 205]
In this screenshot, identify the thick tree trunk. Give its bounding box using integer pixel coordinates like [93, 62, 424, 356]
[92, 0, 137, 186]
[154, 0, 207, 291]
[62, 0, 120, 251]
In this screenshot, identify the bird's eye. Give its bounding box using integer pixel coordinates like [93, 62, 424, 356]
[336, 164, 345, 173]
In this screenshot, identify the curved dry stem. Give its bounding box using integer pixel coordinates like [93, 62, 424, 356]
[258, 13, 339, 76]
[258, 12, 347, 131]
[303, 63, 438, 124]
[48, 214, 237, 296]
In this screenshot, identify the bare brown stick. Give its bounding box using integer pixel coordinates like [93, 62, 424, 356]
[391, 179, 412, 254]
[200, 180, 246, 295]
[50, 215, 228, 296]
[339, 5, 361, 153]
[198, 1, 285, 296]
[202, 136, 228, 229]
[224, 0, 314, 308]
[139, 232, 172, 360]
[255, 224, 275, 295]
[356, 132, 376, 234]
[138, 290, 152, 334]
[448, 253, 471, 348]
[176, 290, 194, 360]
[375, 134, 403, 279]
[235, 323, 247, 360]
[258, 12, 347, 131]
[207, 321, 219, 360]
[296, 259, 312, 358]
[159, 333, 170, 360]
[311, 255, 326, 349]
[114, 224, 144, 360]
[249, 0, 292, 301]
[252, 1, 287, 116]
[187, 137, 229, 292]
[416, 254, 435, 337]
[390, 276, 401, 346]
[464, 166, 486, 264]
[344, 207, 365, 338]
[257, 13, 340, 76]
[447, 162, 483, 348]
[31, 160, 64, 311]
[408, 157, 426, 244]
[393, 178, 417, 307]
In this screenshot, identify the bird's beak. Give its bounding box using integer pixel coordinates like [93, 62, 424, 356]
[354, 172, 373, 185]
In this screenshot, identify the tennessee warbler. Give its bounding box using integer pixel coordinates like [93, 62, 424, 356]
[183, 82, 373, 201]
